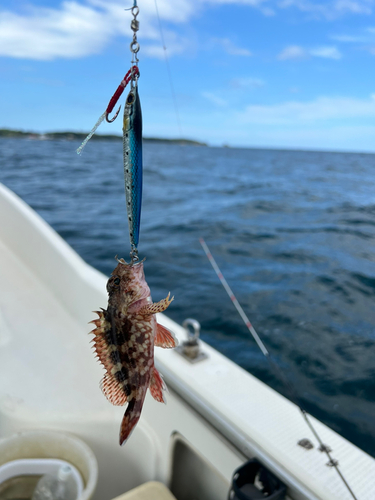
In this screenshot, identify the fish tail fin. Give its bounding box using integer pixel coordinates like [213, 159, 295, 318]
[119, 395, 145, 446]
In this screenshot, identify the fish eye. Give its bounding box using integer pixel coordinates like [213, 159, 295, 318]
[126, 93, 134, 105]
[114, 277, 120, 285]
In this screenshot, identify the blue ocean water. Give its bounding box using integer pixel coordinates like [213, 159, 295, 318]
[1, 137, 375, 457]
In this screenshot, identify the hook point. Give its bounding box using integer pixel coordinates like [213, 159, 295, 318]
[106, 105, 121, 123]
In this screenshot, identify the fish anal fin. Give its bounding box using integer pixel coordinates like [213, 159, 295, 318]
[149, 366, 167, 404]
[155, 323, 178, 349]
[100, 373, 128, 406]
[139, 293, 174, 316]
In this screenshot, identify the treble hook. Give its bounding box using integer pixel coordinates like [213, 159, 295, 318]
[106, 105, 121, 123]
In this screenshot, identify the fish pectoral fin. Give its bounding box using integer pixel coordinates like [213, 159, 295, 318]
[155, 323, 178, 349]
[100, 373, 128, 406]
[139, 293, 174, 316]
[149, 366, 167, 404]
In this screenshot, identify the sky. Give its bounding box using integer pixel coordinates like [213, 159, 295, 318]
[1, 0, 375, 151]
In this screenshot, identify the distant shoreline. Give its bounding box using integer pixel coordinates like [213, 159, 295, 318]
[0, 129, 207, 147]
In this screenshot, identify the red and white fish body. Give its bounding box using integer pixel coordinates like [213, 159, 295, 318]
[90, 258, 177, 445]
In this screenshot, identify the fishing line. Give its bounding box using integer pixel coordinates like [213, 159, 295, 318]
[200, 237, 359, 500]
[153, 0, 183, 138]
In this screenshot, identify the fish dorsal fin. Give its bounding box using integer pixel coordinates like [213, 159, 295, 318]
[100, 373, 128, 406]
[149, 366, 167, 403]
[155, 323, 178, 349]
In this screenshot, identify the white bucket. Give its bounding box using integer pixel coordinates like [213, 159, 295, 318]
[0, 430, 98, 500]
[0, 458, 84, 499]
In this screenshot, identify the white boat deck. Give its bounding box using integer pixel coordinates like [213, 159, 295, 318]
[0, 237, 104, 415]
[0, 182, 374, 500]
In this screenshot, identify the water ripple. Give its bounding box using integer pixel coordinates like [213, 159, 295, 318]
[1, 138, 375, 457]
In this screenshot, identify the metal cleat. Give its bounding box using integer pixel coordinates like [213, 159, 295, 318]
[176, 318, 208, 363]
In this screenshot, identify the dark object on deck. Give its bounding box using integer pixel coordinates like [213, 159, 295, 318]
[298, 438, 314, 450]
[229, 459, 286, 500]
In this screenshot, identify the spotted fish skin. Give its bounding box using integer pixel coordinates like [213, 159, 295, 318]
[90, 258, 177, 445]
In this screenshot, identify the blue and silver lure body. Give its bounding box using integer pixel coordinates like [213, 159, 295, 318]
[123, 85, 142, 254]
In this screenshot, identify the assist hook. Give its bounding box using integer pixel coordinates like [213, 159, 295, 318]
[106, 106, 121, 123]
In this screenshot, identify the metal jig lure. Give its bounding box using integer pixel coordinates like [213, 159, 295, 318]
[77, 3, 143, 263]
[124, 3, 142, 262]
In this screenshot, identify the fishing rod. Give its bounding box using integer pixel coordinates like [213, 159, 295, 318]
[153, 0, 183, 139]
[199, 237, 359, 500]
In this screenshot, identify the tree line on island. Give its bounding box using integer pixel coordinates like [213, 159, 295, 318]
[0, 129, 207, 147]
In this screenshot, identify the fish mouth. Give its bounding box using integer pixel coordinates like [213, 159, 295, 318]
[115, 256, 146, 267]
[114, 256, 150, 302]
[131, 258, 146, 267]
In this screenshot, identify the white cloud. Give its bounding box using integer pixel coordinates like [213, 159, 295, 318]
[236, 95, 375, 125]
[0, 0, 373, 61]
[309, 46, 342, 59]
[202, 91, 228, 106]
[0, 0, 195, 60]
[278, 45, 307, 60]
[278, 0, 374, 18]
[329, 31, 375, 60]
[254, 0, 375, 18]
[90, 0, 195, 25]
[334, 0, 372, 14]
[0, 2, 111, 60]
[212, 37, 252, 56]
[330, 34, 366, 42]
[235, 124, 375, 151]
[278, 44, 342, 60]
[0, 0, 252, 61]
[142, 38, 190, 59]
[230, 77, 265, 88]
[330, 26, 375, 44]
[160, 103, 375, 150]
[205, 0, 275, 16]
[204, 0, 267, 5]
[260, 6, 277, 15]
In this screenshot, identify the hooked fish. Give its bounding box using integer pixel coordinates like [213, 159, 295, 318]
[90, 258, 177, 445]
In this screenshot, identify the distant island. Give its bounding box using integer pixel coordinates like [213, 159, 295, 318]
[0, 129, 207, 147]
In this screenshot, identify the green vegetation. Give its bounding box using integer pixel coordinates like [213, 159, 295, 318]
[0, 129, 207, 146]
[143, 137, 206, 146]
[0, 129, 36, 138]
